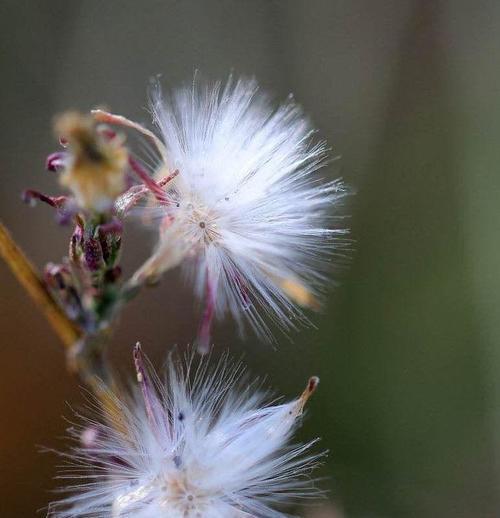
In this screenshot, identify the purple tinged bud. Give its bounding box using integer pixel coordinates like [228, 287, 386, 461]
[21, 190, 38, 207]
[22, 189, 67, 209]
[44, 262, 83, 321]
[55, 207, 76, 226]
[83, 237, 104, 271]
[69, 225, 84, 263]
[45, 263, 71, 289]
[46, 152, 68, 172]
[23, 189, 75, 227]
[98, 219, 123, 235]
[97, 219, 123, 264]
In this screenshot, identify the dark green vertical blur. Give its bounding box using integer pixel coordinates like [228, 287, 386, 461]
[312, 3, 496, 516]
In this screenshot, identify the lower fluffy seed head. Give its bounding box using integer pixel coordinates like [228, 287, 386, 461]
[49, 345, 322, 517]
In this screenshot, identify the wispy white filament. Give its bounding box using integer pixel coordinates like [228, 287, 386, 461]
[122, 76, 349, 345]
[49, 346, 322, 517]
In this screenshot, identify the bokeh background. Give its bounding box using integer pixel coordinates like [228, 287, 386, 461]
[1, 1, 499, 516]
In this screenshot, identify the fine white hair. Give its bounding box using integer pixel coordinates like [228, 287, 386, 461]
[125, 76, 349, 349]
[48, 345, 323, 517]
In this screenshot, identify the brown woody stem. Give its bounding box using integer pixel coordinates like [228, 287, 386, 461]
[0, 221, 81, 348]
[0, 221, 126, 433]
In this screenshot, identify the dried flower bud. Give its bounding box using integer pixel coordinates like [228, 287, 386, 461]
[44, 262, 83, 321]
[55, 112, 128, 212]
[83, 236, 104, 272]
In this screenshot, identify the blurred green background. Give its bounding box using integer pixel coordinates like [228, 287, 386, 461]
[1, 1, 499, 516]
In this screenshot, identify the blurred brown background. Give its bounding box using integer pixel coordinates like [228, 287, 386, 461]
[1, 1, 500, 516]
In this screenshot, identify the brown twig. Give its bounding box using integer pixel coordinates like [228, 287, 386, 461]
[0, 221, 81, 348]
[0, 220, 128, 435]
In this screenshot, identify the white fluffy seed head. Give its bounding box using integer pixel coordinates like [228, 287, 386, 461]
[96, 75, 350, 346]
[48, 347, 323, 517]
[127, 76, 349, 342]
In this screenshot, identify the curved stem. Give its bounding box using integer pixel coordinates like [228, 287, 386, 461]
[0, 221, 115, 388]
[0, 221, 81, 348]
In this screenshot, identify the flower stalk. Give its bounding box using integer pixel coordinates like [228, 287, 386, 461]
[0, 221, 130, 437]
[0, 112, 137, 389]
[0, 221, 81, 348]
